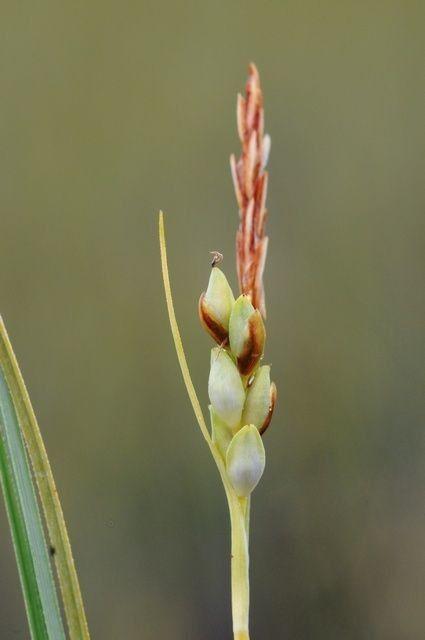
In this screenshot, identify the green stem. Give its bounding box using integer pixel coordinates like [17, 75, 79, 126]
[228, 495, 250, 640]
[243, 496, 251, 545]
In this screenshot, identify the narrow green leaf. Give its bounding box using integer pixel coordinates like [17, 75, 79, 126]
[0, 353, 66, 639]
[0, 317, 90, 640]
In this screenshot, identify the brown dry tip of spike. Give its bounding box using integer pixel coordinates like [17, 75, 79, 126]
[259, 381, 277, 435]
[232, 63, 270, 319]
[236, 310, 266, 376]
[198, 293, 229, 345]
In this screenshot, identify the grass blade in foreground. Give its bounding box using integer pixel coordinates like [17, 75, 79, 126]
[0, 317, 90, 640]
[0, 341, 66, 639]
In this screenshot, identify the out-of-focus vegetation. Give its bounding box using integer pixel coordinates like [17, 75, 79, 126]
[1, 1, 424, 638]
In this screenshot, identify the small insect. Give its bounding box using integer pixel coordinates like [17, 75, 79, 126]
[210, 251, 223, 267]
[49, 545, 56, 557]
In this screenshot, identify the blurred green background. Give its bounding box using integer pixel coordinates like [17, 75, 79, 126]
[1, 1, 424, 638]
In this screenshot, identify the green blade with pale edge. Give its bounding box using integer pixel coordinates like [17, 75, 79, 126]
[0, 316, 90, 639]
[0, 359, 66, 639]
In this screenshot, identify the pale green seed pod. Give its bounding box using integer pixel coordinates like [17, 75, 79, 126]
[209, 405, 233, 461]
[226, 425, 266, 497]
[208, 347, 245, 430]
[242, 365, 276, 434]
[229, 295, 266, 375]
[199, 268, 235, 344]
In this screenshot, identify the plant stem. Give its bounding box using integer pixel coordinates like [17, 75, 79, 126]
[228, 495, 250, 640]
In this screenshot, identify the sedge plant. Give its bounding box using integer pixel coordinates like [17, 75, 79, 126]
[160, 64, 276, 640]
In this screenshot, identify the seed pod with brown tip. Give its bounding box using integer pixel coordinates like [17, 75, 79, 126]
[229, 295, 266, 376]
[242, 366, 277, 435]
[199, 267, 235, 344]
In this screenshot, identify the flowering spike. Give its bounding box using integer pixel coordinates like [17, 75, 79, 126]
[162, 64, 276, 640]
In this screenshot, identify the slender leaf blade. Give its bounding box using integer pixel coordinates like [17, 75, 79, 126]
[0, 316, 90, 640]
[0, 358, 66, 639]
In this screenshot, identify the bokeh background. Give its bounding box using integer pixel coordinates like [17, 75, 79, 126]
[1, 1, 424, 638]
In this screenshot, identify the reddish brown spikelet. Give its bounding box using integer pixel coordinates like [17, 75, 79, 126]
[235, 309, 266, 376]
[231, 63, 271, 318]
